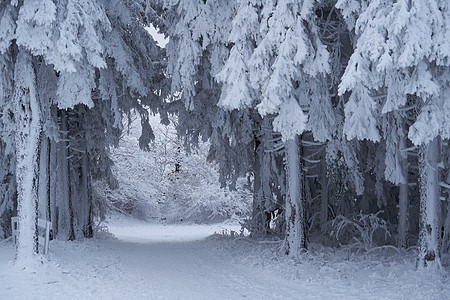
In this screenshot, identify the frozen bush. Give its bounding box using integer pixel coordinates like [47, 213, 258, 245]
[331, 211, 392, 252]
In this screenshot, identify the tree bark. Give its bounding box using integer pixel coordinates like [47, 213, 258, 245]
[56, 110, 74, 240]
[38, 136, 49, 221]
[443, 145, 450, 254]
[49, 136, 57, 236]
[417, 137, 441, 269]
[397, 135, 409, 248]
[284, 135, 306, 257]
[251, 118, 274, 238]
[14, 50, 41, 262]
[80, 149, 93, 237]
[320, 161, 328, 234]
[398, 182, 408, 248]
[46, 138, 52, 225]
[251, 127, 266, 238]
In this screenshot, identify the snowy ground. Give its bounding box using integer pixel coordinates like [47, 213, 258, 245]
[0, 215, 448, 300]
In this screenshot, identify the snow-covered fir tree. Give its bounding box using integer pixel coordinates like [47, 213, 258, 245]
[0, 0, 167, 261]
[0, 0, 448, 283]
[248, 0, 331, 256]
[338, 0, 450, 269]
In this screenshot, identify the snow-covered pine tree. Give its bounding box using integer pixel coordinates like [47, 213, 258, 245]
[163, 0, 257, 193]
[215, 0, 260, 111]
[338, 0, 450, 269]
[56, 0, 168, 237]
[164, 0, 286, 239]
[248, 0, 331, 256]
[1, 0, 167, 260]
[0, 7, 16, 238]
[215, 0, 285, 238]
[12, 49, 42, 261]
[314, 0, 362, 233]
[336, 0, 417, 249]
[442, 140, 450, 255]
[11, 0, 59, 261]
[19, 0, 112, 243]
[163, 0, 234, 148]
[382, 111, 411, 248]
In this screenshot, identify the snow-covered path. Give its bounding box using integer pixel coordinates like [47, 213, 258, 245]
[0, 221, 300, 300]
[99, 236, 299, 299]
[93, 221, 302, 299]
[0, 218, 448, 299]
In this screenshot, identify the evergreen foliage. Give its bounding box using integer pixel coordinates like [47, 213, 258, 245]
[0, 0, 448, 272]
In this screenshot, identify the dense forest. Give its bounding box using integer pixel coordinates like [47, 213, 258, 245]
[0, 0, 449, 272]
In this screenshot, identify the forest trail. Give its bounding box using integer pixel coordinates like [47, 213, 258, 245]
[0, 220, 307, 300]
[102, 222, 303, 299]
[0, 217, 448, 300]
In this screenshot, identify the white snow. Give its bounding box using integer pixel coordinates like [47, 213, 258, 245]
[106, 214, 242, 244]
[1, 215, 448, 299]
[146, 24, 168, 48]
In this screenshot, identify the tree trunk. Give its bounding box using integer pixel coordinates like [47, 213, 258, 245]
[417, 137, 441, 269]
[46, 138, 52, 225]
[443, 200, 450, 255]
[398, 182, 408, 248]
[56, 110, 75, 240]
[284, 135, 306, 257]
[261, 143, 272, 214]
[80, 149, 93, 237]
[251, 118, 274, 238]
[49, 137, 57, 236]
[14, 50, 41, 262]
[38, 137, 49, 221]
[251, 128, 266, 238]
[320, 161, 328, 234]
[67, 147, 75, 241]
[397, 135, 409, 248]
[441, 141, 450, 254]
